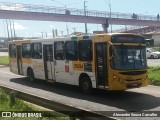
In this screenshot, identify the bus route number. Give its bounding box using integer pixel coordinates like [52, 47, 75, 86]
[74, 64, 84, 69]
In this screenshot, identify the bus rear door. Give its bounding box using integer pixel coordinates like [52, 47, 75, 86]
[43, 44, 55, 81]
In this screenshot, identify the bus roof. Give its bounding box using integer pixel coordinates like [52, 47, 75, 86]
[8, 33, 145, 44]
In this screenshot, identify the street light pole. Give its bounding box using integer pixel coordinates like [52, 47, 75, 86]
[9, 20, 13, 41]
[12, 20, 16, 40]
[61, 31, 64, 36]
[105, 0, 112, 33]
[45, 32, 47, 37]
[6, 20, 10, 41]
[41, 32, 43, 38]
[73, 27, 76, 33]
[84, 1, 88, 33]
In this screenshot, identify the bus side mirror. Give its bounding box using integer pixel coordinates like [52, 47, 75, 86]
[109, 55, 114, 61]
[109, 45, 114, 61]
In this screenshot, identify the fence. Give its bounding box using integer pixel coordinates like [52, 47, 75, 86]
[0, 2, 158, 21]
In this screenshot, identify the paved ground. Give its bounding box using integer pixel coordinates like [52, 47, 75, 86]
[0, 52, 8, 56]
[0, 66, 159, 120]
[147, 59, 160, 67]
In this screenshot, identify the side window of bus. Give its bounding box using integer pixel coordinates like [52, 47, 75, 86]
[78, 40, 92, 61]
[22, 43, 31, 58]
[65, 41, 78, 61]
[9, 44, 16, 58]
[54, 41, 65, 60]
[31, 43, 42, 59]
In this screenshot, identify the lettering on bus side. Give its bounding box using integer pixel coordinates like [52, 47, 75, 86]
[72, 62, 84, 71]
[74, 64, 84, 69]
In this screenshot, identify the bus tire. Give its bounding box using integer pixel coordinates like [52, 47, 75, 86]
[27, 68, 36, 82]
[80, 77, 92, 94]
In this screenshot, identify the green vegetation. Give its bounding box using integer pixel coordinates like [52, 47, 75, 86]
[148, 66, 160, 86]
[0, 88, 68, 120]
[152, 46, 160, 51]
[0, 56, 9, 65]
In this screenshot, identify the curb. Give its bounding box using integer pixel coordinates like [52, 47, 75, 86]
[0, 64, 9, 68]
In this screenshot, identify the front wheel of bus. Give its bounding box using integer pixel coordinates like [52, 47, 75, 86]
[27, 69, 35, 82]
[80, 77, 92, 94]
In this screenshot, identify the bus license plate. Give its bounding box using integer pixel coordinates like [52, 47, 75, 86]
[132, 83, 138, 87]
[127, 83, 141, 88]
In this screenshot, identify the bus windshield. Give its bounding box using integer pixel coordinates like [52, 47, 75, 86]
[110, 46, 147, 70]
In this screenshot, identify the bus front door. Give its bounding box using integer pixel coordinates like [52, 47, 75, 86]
[95, 43, 108, 88]
[17, 45, 23, 75]
[43, 45, 55, 80]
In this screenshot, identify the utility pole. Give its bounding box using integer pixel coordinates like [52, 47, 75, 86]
[84, 1, 88, 33]
[52, 29, 55, 38]
[45, 32, 47, 37]
[105, 0, 112, 33]
[9, 20, 13, 41]
[64, 4, 69, 36]
[61, 31, 64, 36]
[6, 20, 10, 41]
[41, 32, 43, 38]
[66, 22, 69, 36]
[12, 20, 16, 40]
[73, 27, 76, 33]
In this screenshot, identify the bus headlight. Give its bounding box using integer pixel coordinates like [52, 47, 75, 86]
[113, 75, 117, 79]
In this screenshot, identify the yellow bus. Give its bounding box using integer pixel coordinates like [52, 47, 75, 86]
[9, 33, 148, 93]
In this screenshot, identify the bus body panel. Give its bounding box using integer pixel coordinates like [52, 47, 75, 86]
[21, 58, 32, 76]
[55, 60, 76, 85]
[72, 65, 97, 88]
[8, 33, 148, 91]
[32, 59, 45, 80]
[10, 57, 19, 74]
[107, 68, 148, 90]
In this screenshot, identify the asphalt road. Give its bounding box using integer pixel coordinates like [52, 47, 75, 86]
[0, 66, 159, 120]
[147, 59, 160, 67]
[0, 52, 8, 56]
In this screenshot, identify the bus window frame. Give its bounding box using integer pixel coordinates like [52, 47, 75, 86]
[54, 41, 65, 60]
[9, 44, 16, 58]
[65, 41, 78, 61]
[78, 40, 92, 61]
[31, 42, 42, 59]
[22, 43, 31, 58]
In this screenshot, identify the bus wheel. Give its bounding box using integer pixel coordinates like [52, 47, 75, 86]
[27, 69, 35, 82]
[80, 77, 92, 94]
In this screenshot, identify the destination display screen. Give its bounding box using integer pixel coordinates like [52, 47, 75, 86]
[111, 35, 145, 44]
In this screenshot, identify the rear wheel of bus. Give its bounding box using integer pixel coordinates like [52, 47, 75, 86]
[80, 76, 92, 94]
[27, 68, 36, 82]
